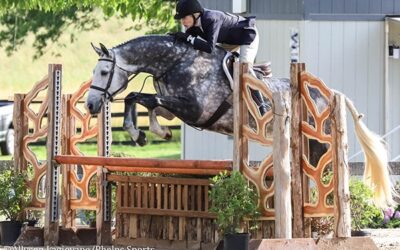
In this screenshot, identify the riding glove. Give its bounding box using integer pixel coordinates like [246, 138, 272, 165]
[172, 32, 190, 42]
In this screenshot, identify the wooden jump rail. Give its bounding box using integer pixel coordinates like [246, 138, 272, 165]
[54, 155, 232, 175]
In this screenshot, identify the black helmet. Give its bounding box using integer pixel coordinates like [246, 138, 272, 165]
[174, 0, 204, 19]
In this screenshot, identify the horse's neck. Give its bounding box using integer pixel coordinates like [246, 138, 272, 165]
[115, 37, 186, 76]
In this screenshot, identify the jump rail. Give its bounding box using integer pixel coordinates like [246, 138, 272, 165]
[54, 155, 232, 175]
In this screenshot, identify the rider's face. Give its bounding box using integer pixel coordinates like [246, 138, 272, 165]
[181, 15, 194, 29]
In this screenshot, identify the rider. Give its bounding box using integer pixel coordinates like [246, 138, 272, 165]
[173, 0, 268, 116]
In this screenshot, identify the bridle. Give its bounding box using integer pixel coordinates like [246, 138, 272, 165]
[90, 50, 139, 101]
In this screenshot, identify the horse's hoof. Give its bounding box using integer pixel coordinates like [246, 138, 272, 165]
[164, 128, 172, 141]
[164, 132, 172, 141]
[136, 131, 148, 146]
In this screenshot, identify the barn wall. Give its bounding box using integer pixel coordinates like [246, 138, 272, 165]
[388, 55, 400, 160]
[301, 21, 386, 161]
[304, 0, 400, 20]
[199, 0, 303, 19]
[198, 0, 400, 20]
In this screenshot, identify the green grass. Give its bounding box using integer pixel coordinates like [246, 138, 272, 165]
[0, 129, 181, 161]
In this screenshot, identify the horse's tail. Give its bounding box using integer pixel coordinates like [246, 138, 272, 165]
[343, 94, 396, 208]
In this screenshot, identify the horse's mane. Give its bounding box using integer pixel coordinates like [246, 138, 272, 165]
[112, 35, 175, 50]
[112, 34, 226, 58]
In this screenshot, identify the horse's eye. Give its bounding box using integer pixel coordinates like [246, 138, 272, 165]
[101, 70, 108, 76]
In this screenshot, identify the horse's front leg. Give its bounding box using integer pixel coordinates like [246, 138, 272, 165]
[123, 92, 147, 146]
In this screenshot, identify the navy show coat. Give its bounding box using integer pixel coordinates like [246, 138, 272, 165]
[186, 8, 256, 53]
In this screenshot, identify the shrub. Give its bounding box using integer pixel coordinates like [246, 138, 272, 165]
[0, 169, 31, 221]
[350, 178, 383, 230]
[209, 171, 260, 235]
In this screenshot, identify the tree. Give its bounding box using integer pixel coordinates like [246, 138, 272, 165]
[0, 0, 178, 58]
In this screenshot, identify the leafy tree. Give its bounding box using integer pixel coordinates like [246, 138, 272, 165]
[0, 7, 100, 59]
[0, 0, 178, 58]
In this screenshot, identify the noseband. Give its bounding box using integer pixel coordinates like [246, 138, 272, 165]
[90, 50, 138, 101]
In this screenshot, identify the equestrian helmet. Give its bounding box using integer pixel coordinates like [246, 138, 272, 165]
[174, 0, 204, 19]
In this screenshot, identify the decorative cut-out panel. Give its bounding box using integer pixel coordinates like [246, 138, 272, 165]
[22, 76, 50, 208]
[240, 73, 275, 219]
[65, 80, 99, 210]
[300, 72, 334, 217]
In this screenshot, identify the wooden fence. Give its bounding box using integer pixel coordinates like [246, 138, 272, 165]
[14, 63, 351, 247]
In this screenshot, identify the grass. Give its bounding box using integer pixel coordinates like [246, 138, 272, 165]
[0, 128, 181, 160]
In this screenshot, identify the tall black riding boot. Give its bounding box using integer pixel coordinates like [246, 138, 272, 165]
[250, 89, 269, 116]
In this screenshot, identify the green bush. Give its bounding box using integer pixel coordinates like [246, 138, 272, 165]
[0, 169, 31, 221]
[350, 178, 383, 230]
[209, 171, 260, 235]
[310, 177, 383, 232]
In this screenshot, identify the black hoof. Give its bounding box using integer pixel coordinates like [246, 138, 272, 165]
[136, 131, 148, 146]
[164, 132, 172, 141]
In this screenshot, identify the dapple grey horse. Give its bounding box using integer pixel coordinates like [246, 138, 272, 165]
[87, 35, 395, 207]
[87, 35, 283, 145]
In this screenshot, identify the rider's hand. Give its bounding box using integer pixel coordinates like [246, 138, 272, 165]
[172, 32, 190, 42]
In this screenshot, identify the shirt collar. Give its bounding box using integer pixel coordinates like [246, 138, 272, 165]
[195, 16, 203, 31]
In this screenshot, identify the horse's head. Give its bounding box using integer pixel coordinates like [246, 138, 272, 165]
[87, 43, 131, 114]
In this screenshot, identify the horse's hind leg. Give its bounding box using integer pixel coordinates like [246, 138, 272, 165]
[137, 95, 200, 140]
[148, 108, 173, 140]
[123, 92, 179, 145]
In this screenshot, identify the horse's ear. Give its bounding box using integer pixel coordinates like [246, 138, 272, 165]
[99, 43, 110, 57]
[91, 42, 103, 56]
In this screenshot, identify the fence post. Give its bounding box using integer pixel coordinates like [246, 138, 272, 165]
[44, 64, 62, 245]
[290, 63, 306, 238]
[97, 101, 113, 245]
[233, 62, 249, 172]
[273, 89, 292, 238]
[331, 93, 351, 237]
[61, 94, 74, 228]
[13, 94, 28, 172]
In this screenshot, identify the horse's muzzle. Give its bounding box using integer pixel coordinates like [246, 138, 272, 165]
[86, 101, 103, 115]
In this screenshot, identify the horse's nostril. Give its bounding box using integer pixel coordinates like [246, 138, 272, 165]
[87, 103, 93, 112]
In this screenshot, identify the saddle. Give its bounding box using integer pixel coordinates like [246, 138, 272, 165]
[223, 52, 272, 89]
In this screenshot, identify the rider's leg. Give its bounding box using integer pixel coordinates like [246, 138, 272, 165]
[239, 27, 268, 116]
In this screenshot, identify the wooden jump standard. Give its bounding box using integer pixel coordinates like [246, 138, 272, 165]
[54, 155, 232, 175]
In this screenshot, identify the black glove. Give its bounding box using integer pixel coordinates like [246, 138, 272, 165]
[171, 31, 190, 42]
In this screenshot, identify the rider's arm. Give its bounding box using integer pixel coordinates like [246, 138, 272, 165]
[187, 20, 221, 53]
